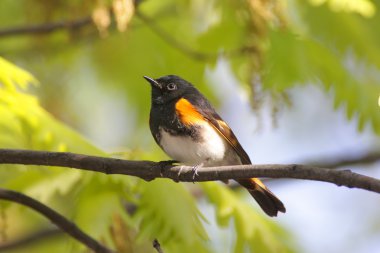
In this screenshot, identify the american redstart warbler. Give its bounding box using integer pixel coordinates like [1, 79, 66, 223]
[144, 75, 286, 217]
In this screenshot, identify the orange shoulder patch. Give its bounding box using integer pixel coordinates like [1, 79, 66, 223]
[175, 98, 204, 126]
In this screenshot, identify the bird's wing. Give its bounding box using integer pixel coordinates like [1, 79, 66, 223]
[175, 97, 251, 164]
[199, 107, 252, 165]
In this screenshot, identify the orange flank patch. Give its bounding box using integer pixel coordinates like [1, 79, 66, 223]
[175, 98, 204, 126]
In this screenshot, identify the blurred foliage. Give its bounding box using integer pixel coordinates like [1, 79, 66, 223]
[0, 0, 379, 252]
[263, 0, 380, 133]
[202, 182, 294, 253]
[132, 180, 210, 253]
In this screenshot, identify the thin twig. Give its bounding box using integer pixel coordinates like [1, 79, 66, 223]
[135, 10, 257, 61]
[0, 149, 379, 194]
[0, 16, 94, 37]
[306, 151, 380, 169]
[135, 10, 214, 61]
[0, 8, 256, 62]
[0, 188, 113, 253]
[153, 239, 164, 253]
[0, 228, 62, 252]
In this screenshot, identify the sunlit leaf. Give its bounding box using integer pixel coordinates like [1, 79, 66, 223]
[308, 0, 376, 17]
[0, 56, 38, 90]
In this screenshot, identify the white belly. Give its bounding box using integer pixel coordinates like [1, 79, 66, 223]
[159, 123, 227, 166]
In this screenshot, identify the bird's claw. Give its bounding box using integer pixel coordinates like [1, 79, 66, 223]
[177, 166, 184, 177]
[191, 163, 203, 183]
[174, 165, 185, 182]
[192, 167, 199, 181]
[157, 160, 178, 177]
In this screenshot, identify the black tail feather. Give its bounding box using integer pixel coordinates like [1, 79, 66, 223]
[238, 178, 286, 217]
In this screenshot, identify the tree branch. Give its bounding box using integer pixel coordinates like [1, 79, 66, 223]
[0, 188, 113, 253]
[0, 149, 379, 194]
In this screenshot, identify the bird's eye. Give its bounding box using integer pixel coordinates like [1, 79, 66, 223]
[167, 83, 177, 91]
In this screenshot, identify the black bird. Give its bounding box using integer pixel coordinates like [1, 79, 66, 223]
[144, 75, 286, 217]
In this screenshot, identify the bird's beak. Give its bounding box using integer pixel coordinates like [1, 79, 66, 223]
[143, 76, 162, 89]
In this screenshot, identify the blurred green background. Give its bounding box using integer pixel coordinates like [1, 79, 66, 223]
[0, 0, 380, 252]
